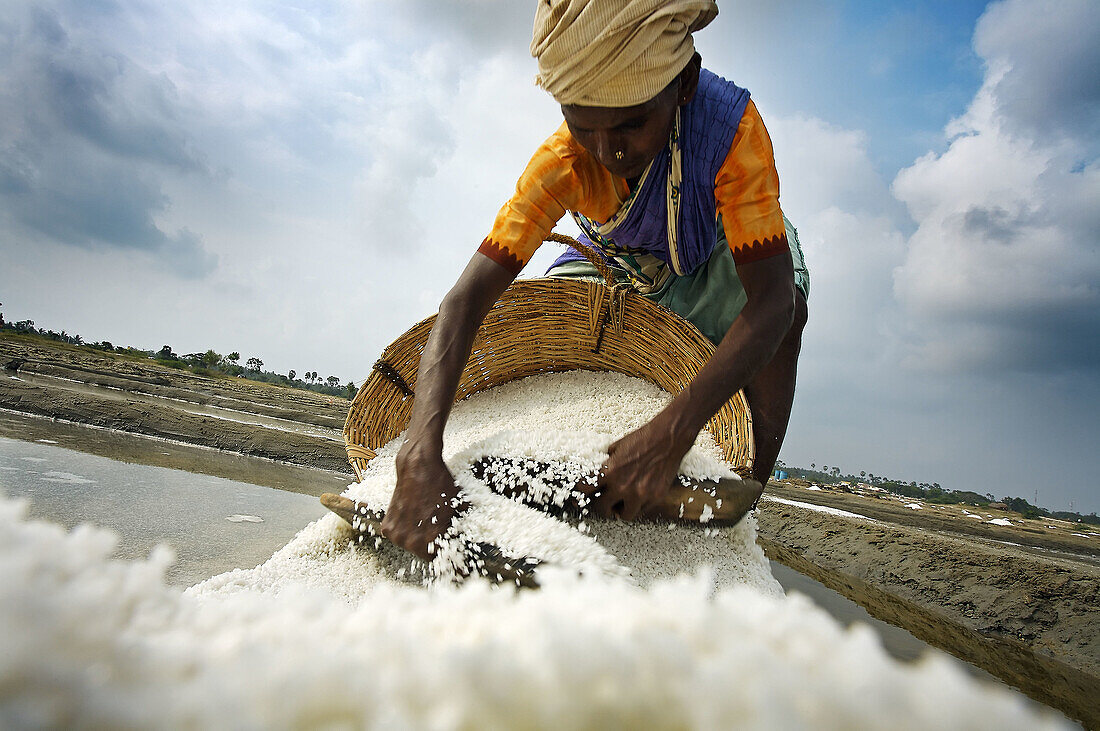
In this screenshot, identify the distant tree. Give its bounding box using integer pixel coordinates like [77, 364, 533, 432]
[884, 481, 923, 499]
[346, 382, 357, 397]
[246, 357, 263, 371]
[227, 352, 240, 364]
[810, 463, 815, 470]
[201, 350, 221, 368]
[326, 375, 340, 388]
[157, 345, 177, 360]
[288, 369, 296, 381]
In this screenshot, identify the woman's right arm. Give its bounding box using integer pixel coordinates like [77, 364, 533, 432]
[382, 127, 606, 559]
[381, 252, 516, 560]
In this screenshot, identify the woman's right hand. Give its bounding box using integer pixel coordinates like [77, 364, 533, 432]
[381, 252, 516, 561]
[384, 442, 460, 561]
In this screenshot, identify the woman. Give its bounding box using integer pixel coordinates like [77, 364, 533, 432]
[383, 0, 808, 559]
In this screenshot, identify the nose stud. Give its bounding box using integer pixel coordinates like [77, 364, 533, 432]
[614, 150, 624, 161]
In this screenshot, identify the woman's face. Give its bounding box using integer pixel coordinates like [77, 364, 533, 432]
[561, 83, 679, 180]
[560, 56, 699, 180]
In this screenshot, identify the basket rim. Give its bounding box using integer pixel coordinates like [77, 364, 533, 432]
[343, 276, 754, 479]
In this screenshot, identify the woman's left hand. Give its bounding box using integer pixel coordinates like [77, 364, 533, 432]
[592, 411, 695, 521]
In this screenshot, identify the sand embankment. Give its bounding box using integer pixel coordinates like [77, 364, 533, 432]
[1, 337, 350, 474]
[755, 491, 1099, 727]
[1, 333, 1097, 727]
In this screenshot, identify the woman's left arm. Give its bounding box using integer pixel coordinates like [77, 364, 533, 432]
[594, 98, 794, 520]
[593, 251, 795, 520]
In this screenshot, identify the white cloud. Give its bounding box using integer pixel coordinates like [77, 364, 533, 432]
[973, 0, 1100, 145]
[765, 114, 908, 369]
[769, 115, 903, 221]
[891, 0, 1100, 374]
[0, 0, 548, 379]
[0, 1, 215, 275]
[738, 2, 1098, 510]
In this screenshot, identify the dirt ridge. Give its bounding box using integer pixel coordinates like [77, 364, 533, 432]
[757, 497, 1099, 728]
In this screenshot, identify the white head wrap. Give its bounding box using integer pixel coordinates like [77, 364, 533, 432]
[531, 0, 718, 108]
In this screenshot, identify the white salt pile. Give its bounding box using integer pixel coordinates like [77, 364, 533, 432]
[328, 371, 773, 590]
[0, 372, 1069, 729]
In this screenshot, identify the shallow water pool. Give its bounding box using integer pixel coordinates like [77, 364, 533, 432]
[0, 436, 328, 586]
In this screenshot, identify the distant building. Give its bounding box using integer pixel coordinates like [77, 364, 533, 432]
[773, 470, 788, 480]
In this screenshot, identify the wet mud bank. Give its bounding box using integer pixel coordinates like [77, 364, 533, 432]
[1, 338, 351, 475]
[757, 494, 1099, 728]
[2, 338, 348, 429]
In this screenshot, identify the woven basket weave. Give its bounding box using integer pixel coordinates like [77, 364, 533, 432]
[343, 234, 754, 480]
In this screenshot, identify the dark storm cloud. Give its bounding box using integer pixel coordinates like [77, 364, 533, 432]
[0, 1, 216, 277]
[961, 205, 1027, 245]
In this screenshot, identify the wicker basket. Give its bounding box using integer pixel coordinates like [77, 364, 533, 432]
[343, 234, 754, 480]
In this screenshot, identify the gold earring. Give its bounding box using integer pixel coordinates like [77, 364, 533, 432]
[614, 150, 624, 160]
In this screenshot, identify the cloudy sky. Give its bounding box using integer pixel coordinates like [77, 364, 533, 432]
[2, 0, 1097, 512]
